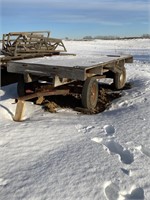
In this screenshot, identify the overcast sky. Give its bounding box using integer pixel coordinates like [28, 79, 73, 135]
[1, 0, 150, 38]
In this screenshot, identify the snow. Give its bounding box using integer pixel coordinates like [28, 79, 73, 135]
[0, 39, 150, 200]
[12, 54, 129, 69]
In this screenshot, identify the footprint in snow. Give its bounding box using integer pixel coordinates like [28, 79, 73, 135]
[91, 137, 103, 143]
[103, 140, 134, 164]
[120, 168, 131, 176]
[103, 125, 115, 136]
[104, 181, 119, 200]
[0, 178, 9, 186]
[136, 145, 150, 158]
[0, 140, 6, 146]
[120, 186, 144, 200]
[91, 124, 115, 144]
[104, 182, 145, 200]
[75, 124, 95, 133]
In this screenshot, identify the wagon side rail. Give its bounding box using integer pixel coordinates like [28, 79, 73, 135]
[0, 31, 67, 67]
[1, 31, 67, 57]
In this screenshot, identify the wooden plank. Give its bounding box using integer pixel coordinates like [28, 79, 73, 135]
[1, 52, 59, 63]
[1, 31, 66, 60]
[7, 62, 86, 81]
[6, 54, 133, 81]
[13, 89, 70, 121]
[18, 89, 70, 101]
[125, 56, 133, 63]
[13, 100, 25, 122]
[36, 96, 45, 105]
[14, 49, 63, 53]
[5, 31, 50, 36]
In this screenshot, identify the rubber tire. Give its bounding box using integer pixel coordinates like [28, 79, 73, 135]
[114, 67, 126, 90]
[81, 77, 98, 110]
[17, 74, 26, 97]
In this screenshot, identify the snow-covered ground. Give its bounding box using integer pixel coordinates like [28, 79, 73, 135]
[0, 39, 150, 200]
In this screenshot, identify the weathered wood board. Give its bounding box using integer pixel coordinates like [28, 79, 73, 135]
[7, 54, 133, 81]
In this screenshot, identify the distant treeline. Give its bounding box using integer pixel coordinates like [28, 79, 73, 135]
[82, 34, 150, 40]
[64, 34, 150, 41]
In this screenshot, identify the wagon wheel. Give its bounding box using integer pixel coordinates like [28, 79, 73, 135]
[114, 67, 126, 90]
[81, 77, 98, 110]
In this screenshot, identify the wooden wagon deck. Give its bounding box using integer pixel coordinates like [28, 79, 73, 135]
[6, 53, 133, 121]
[7, 54, 133, 81]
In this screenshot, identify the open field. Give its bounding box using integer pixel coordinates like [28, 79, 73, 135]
[0, 39, 150, 200]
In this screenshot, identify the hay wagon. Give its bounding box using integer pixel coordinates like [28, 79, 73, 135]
[0, 31, 133, 121]
[7, 53, 133, 121]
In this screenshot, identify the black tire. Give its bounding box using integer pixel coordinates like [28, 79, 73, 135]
[81, 77, 98, 110]
[17, 74, 26, 97]
[114, 67, 126, 90]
